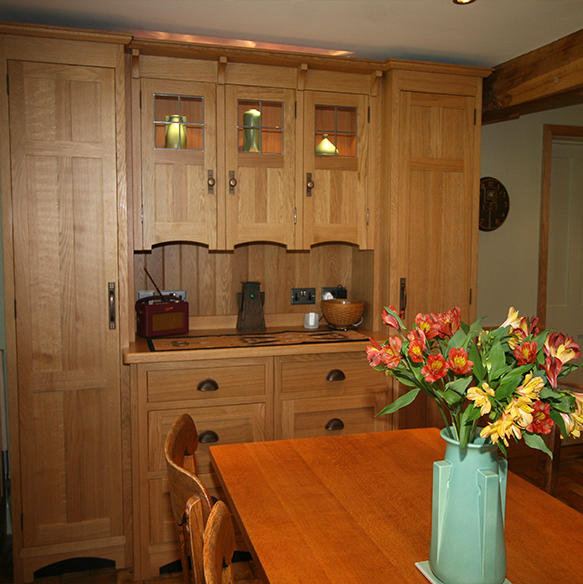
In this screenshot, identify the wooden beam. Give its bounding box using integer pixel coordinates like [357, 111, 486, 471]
[483, 28, 583, 124]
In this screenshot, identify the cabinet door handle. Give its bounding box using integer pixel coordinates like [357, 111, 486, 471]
[306, 173, 314, 196]
[399, 277, 407, 319]
[229, 171, 237, 194]
[198, 430, 219, 444]
[197, 378, 219, 392]
[326, 369, 346, 382]
[325, 418, 345, 431]
[108, 282, 116, 330]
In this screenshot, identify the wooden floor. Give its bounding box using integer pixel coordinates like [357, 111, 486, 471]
[1, 443, 582, 584]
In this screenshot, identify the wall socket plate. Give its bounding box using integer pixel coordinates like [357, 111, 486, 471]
[290, 287, 316, 305]
[137, 289, 187, 301]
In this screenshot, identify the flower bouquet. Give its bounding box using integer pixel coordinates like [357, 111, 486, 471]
[367, 306, 582, 455]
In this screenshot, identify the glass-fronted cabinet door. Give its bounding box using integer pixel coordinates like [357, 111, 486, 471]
[141, 78, 217, 249]
[303, 91, 369, 248]
[225, 85, 297, 248]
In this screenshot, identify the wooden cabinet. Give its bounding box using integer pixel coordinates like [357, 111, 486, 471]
[275, 352, 389, 439]
[225, 83, 298, 248]
[381, 67, 488, 429]
[130, 357, 273, 579]
[140, 76, 218, 249]
[0, 30, 131, 582]
[133, 53, 381, 251]
[302, 90, 371, 249]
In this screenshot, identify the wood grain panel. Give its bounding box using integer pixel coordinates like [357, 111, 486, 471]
[9, 60, 124, 555]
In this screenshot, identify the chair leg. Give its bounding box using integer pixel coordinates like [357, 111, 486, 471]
[544, 425, 562, 496]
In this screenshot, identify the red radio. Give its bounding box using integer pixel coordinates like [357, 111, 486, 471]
[136, 296, 189, 338]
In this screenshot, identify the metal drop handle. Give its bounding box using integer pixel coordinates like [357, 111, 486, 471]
[199, 430, 219, 444]
[326, 369, 346, 382]
[325, 418, 345, 431]
[197, 378, 219, 392]
[108, 282, 116, 330]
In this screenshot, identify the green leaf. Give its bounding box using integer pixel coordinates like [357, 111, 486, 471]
[446, 376, 473, 395]
[443, 388, 465, 407]
[376, 388, 421, 416]
[550, 409, 568, 443]
[487, 340, 506, 379]
[523, 432, 553, 459]
[468, 343, 485, 381]
[446, 328, 467, 352]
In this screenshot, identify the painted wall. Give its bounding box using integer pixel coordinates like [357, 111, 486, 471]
[478, 103, 583, 327]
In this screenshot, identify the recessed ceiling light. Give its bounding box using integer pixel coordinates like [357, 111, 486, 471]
[453, 0, 476, 4]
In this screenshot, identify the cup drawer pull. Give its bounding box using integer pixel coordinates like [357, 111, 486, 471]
[326, 369, 346, 382]
[199, 430, 219, 444]
[197, 378, 219, 392]
[325, 418, 345, 431]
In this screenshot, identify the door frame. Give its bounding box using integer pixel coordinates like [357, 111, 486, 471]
[537, 124, 583, 329]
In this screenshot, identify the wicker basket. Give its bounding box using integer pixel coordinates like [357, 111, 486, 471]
[322, 299, 365, 329]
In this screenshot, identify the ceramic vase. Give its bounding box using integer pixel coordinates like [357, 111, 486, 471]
[243, 109, 261, 152]
[429, 428, 508, 584]
[165, 115, 186, 149]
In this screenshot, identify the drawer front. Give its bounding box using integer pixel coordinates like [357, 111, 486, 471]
[147, 360, 268, 403]
[277, 351, 384, 397]
[279, 393, 388, 440]
[148, 403, 267, 475]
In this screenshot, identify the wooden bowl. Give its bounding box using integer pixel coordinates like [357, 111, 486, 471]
[322, 299, 365, 329]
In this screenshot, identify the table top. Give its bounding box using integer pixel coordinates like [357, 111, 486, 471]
[210, 428, 583, 584]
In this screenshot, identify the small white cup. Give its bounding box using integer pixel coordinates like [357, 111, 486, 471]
[304, 312, 320, 329]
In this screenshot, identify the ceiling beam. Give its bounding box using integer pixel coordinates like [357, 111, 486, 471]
[482, 28, 583, 124]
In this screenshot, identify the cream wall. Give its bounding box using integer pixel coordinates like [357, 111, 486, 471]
[478, 103, 583, 327]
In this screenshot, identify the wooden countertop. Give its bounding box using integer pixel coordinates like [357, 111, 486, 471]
[122, 326, 384, 364]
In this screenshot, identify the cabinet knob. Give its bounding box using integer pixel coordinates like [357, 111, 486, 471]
[207, 177, 216, 187]
[325, 418, 345, 431]
[229, 177, 237, 188]
[326, 369, 346, 382]
[198, 430, 219, 444]
[307, 179, 314, 189]
[197, 378, 219, 392]
[306, 172, 314, 197]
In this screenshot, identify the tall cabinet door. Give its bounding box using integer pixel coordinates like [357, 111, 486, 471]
[224, 85, 297, 248]
[141, 78, 218, 249]
[303, 90, 369, 249]
[395, 91, 477, 326]
[8, 61, 123, 553]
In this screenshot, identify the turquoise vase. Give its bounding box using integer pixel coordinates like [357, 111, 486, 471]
[429, 428, 508, 584]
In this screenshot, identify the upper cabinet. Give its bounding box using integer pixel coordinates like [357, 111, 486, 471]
[224, 83, 298, 248]
[302, 90, 370, 248]
[132, 52, 381, 251]
[136, 57, 220, 249]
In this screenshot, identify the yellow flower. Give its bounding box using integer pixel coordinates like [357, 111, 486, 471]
[499, 307, 521, 329]
[515, 373, 544, 401]
[505, 396, 533, 428]
[467, 383, 495, 415]
[480, 413, 522, 447]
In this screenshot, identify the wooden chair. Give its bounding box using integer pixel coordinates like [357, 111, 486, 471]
[203, 500, 237, 584]
[165, 413, 214, 584]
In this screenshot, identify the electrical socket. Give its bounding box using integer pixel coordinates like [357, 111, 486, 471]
[138, 289, 187, 302]
[290, 287, 316, 305]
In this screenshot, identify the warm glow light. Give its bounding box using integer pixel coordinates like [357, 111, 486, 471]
[453, 0, 476, 4]
[127, 29, 353, 57]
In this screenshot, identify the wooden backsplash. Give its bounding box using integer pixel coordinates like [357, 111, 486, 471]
[134, 242, 375, 328]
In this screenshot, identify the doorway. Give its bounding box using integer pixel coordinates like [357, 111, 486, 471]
[538, 125, 583, 384]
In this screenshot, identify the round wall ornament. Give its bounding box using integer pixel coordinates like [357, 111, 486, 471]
[479, 177, 510, 231]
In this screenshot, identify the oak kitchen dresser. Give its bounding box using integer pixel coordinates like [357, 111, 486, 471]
[0, 22, 490, 581]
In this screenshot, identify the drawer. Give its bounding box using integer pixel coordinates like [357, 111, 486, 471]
[279, 393, 388, 440]
[276, 351, 384, 397]
[148, 403, 267, 475]
[146, 358, 269, 403]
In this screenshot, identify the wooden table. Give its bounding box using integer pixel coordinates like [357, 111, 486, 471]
[210, 428, 583, 584]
